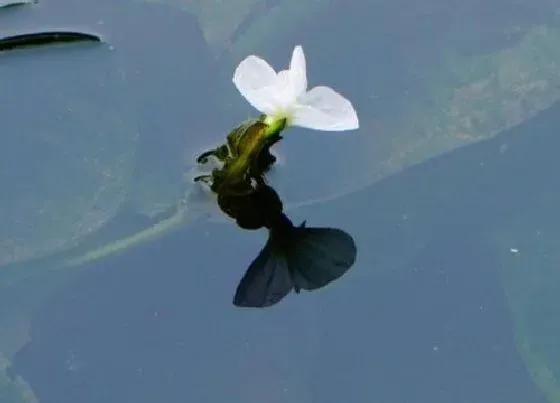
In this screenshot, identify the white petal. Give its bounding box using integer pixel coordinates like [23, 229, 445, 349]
[291, 86, 359, 131]
[273, 69, 298, 107]
[233, 55, 277, 92]
[289, 45, 307, 97]
[240, 71, 297, 115]
[239, 87, 282, 115]
[233, 55, 281, 114]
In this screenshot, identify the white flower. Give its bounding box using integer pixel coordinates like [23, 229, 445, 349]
[232, 45, 359, 132]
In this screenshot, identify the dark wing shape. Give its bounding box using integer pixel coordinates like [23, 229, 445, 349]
[287, 227, 357, 291]
[233, 240, 293, 308]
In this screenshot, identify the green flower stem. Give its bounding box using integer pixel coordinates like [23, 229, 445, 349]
[263, 117, 287, 138]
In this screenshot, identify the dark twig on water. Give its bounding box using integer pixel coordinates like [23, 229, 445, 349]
[0, 0, 37, 9]
[0, 31, 101, 52]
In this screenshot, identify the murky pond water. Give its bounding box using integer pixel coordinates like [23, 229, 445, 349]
[2, 0, 560, 401]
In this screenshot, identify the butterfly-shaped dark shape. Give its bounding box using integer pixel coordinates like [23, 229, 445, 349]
[234, 221, 357, 307]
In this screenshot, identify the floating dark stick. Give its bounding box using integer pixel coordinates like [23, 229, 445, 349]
[0, 31, 101, 52]
[0, 0, 36, 9]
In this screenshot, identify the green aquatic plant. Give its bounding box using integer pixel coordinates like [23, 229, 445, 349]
[194, 119, 285, 194]
[193, 120, 356, 308]
[192, 44, 361, 199]
[193, 43, 362, 214]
